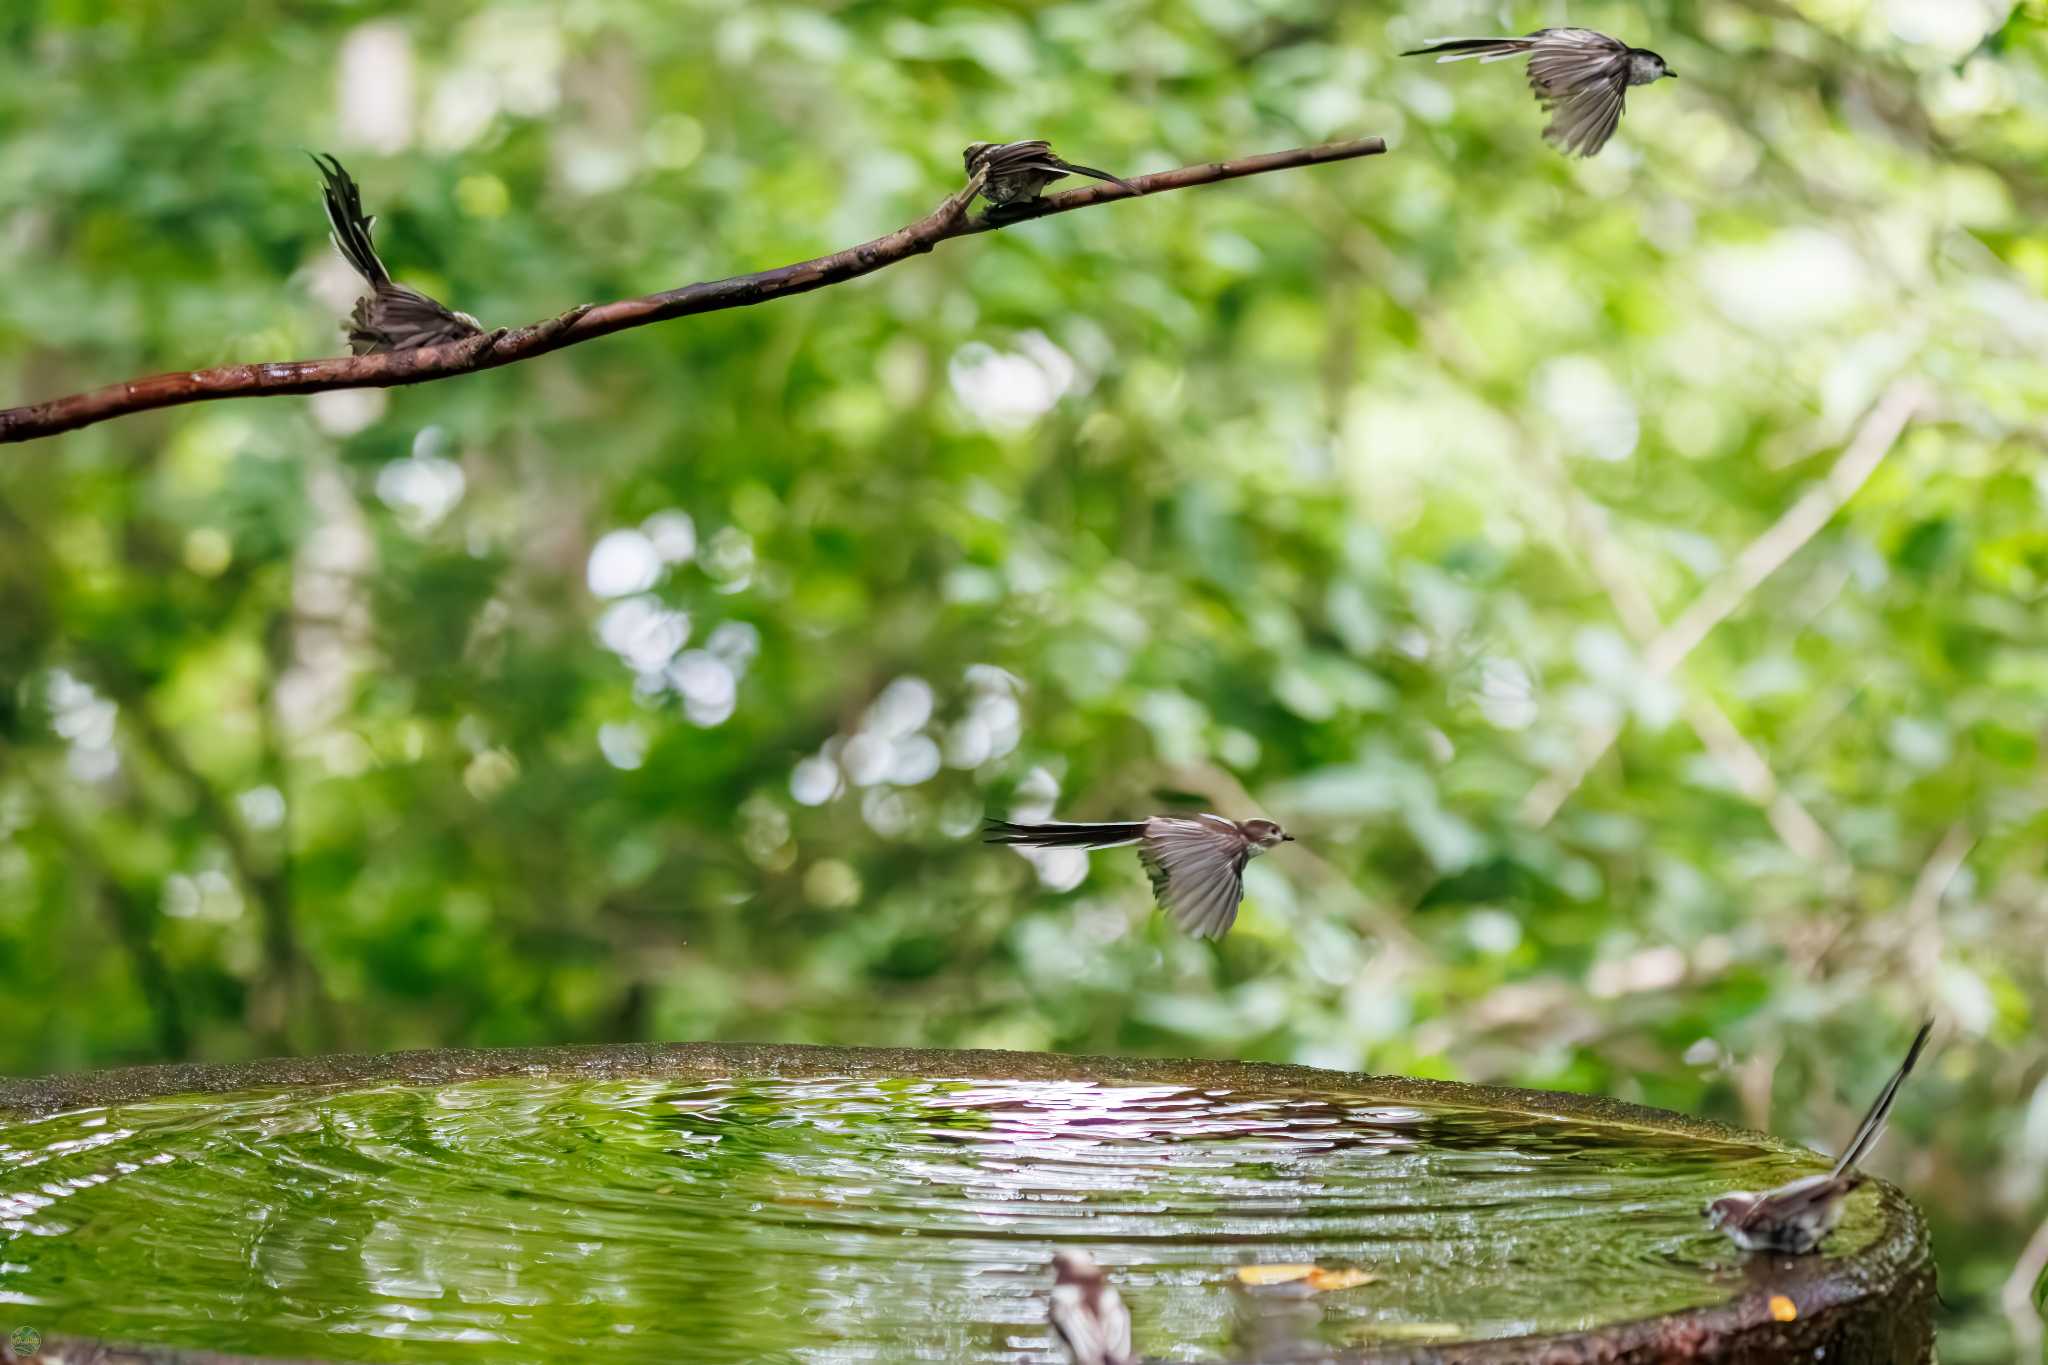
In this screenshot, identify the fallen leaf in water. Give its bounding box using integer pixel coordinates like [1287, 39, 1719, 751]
[1236, 1264, 1378, 1293]
[1307, 1268, 1378, 1292]
[1769, 1294, 1797, 1322]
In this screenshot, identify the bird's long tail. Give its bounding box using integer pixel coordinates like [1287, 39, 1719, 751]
[983, 818, 1146, 849]
[1401, 37, 1537, 63]
[311, 152, 391, 288]
[1832, 1019, 1935, 1178]
[1056, 161, 1140, 196]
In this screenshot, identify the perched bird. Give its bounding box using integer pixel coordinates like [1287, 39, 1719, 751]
[984, 812, 1292, 940]
[1401, 29, 1676, 158]
[1048, 1250, 1135, 1365]
[311, 152, 486, 355]
[1706, 1020, 1935, 1255]
[962, 140, 1137, 210]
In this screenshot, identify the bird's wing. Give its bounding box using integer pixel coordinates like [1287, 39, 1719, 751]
[1138, 817, 1250, 939]
[350, 285, 483, 355]
[1832, 1020, 1934, 1177]
[1524, 32, 1632, 157]
[1539, 79, 1627, 157]
[981, 140, 1063, 175]
[1740, 1171, 1859, 1235]
[1524, 27, 1631, 90]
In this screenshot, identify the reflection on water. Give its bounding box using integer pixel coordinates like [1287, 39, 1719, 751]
[0, 1075, 1875, 1363]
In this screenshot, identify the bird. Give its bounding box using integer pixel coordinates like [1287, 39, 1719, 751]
[1706, 1020, 1934, 1255]
[311, 152, 487, 355]
[984, 812, 1292, 940]
[1047, 1249, 1135, 1365]
[1401, 29, 1676, 158]
[961, 140, 1138, 210]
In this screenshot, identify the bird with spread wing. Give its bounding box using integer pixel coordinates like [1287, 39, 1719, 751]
[985, 812, 1292, 940]
[1402, 29, 1676, 158]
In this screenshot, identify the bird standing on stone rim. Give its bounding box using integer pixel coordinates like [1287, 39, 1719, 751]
[962, 140, 1138, 210]
[984, 812, 1292, 940]
[1047, 1249, 1135, 1365]
[311, 152, 488, 355]
[1401, 29, 1676, 158]
[1706, 1019, 1934, 1254]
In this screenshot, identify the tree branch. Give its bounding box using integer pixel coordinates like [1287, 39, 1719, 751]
[1521, 378, 1928, 827]
[1538, 471, 1852, 878]
[0, 137, 1387, 445]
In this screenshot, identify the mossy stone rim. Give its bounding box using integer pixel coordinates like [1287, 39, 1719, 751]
[0, 1042, 1934, 1365]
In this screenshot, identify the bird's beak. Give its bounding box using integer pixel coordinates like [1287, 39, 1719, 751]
[1282, 834, 1295, 842]
[1667, 69, 1679, 78]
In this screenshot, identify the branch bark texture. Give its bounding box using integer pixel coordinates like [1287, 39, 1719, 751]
[0, 137, 1386, 445]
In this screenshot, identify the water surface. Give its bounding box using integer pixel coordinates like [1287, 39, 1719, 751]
[0, 1074, 1873, 1362]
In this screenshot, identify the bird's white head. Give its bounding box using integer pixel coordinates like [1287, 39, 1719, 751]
[1628, 49, 1675, 83]
[1703, 1192, 1752, 1230]
[1240, 818, 1292, 852]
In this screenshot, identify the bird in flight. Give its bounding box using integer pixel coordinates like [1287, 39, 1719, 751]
[1401, 29, 1676, 158]
[1047, 1249, 1135, 1365]
[311, 153, 488, 355]
[984, 812, 1292, 940]
[1706, 1020, 1934, 1254]
[962, 140, 1138, 210]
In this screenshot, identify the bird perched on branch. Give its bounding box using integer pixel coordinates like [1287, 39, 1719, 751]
[985, 812, 1292, 940]
[1401, 29, 1676, 158]
[1706, 1020, 1934, 1254]
[1048, 1250, 1135, 1365]
[311, 152, 487, 355]
[962, 140, 1137, 210]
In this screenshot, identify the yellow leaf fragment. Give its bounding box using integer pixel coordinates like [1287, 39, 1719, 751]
[1769, 1294, 1797, 1322]
[1237, 1264, 1315, 1286]
[1306, 1267, 1378, 1292]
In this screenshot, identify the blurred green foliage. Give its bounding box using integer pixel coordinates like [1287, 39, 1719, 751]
[2, 0, 2046, 1357]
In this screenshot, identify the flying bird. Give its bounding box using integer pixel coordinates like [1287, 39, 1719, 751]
[1401, 29, 1676, 158]
[311, 152, 487, 355]
[984, 812, 1292, 940]
[1047, 1249, 1135, 1365]
[962, 140, 1138, 210]
[1706, 1020, 1934, 1255]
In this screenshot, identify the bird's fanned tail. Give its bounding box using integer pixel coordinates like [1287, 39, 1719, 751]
[311, 152, 390, 288]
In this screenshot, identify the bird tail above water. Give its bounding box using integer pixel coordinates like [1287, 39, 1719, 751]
[1831, 1019, 1935, 1178]
[983, 818, 1147, 849]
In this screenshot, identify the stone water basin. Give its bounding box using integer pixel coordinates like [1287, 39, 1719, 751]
[0, 1044, 1932, 1363]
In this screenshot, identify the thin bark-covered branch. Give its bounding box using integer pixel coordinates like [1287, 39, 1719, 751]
[1521, 378, 1928, 828]
[0, 136, 1387, 445]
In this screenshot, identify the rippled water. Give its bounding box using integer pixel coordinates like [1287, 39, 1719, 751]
[0, 1074, 1875, 1362]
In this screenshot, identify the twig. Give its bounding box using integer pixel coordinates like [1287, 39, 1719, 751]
[0, 137, 1387, 444]
[1519, 426, 1851, 876]
[1522, 378, 1928, 827]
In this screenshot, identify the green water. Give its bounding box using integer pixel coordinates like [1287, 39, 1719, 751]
[0, 1074, 1874, 1363]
